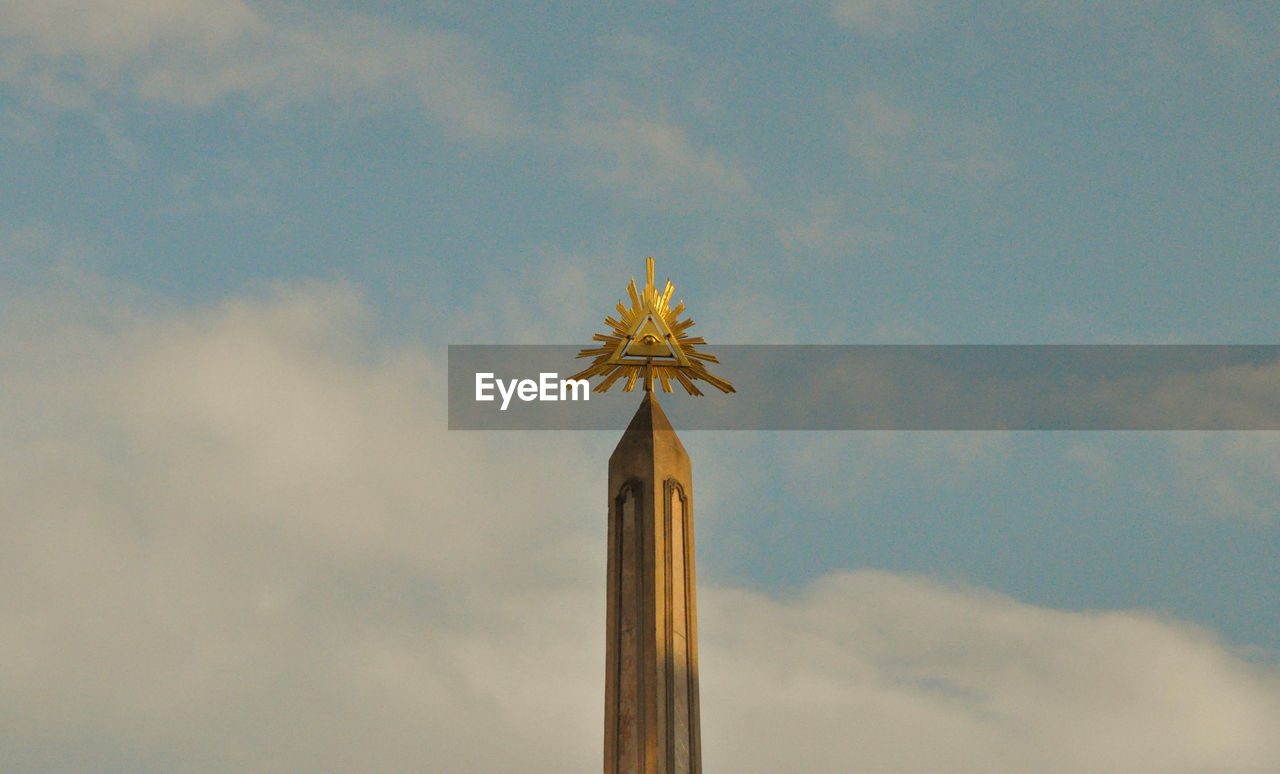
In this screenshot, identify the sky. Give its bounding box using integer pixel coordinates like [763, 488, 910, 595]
[2, 1, 1279, 771]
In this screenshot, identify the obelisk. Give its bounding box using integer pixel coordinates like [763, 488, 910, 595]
[605, 389, 700, 774]
[568, 257, 731, 774]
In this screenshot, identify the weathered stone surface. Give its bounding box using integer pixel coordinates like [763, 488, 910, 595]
[605, 392, 701, 774]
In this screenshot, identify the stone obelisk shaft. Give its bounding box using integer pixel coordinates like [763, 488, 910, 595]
[605, 392, 701, 774]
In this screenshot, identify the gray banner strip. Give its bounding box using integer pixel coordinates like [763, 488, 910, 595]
[448, 345, 1280, 430]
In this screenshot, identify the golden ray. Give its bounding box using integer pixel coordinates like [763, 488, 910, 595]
[570, 257, 735, 395]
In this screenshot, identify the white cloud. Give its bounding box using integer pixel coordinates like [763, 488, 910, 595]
[1023, 2, 1280, 80]
[0, 277, 606, 770]
[2, 278, 1278, 771]
[1133, 360, 1280, 433]
[451, 247, 637, 344]
[561, 91, 750, 207]
[830, 0, 935, 38]
[703, 572, 1280, 773]
[775, 196, 896, 256]
[555, 35, 751, 208]
[1165, 433, 1280, 524]
[843, 88, 1014, 185]
[0, 0, 515, 142]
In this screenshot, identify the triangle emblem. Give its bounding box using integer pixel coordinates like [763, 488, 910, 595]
[571, 258, 734, 395]
[621, 315, 679, 359]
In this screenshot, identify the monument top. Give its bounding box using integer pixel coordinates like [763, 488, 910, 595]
[609, 389, 689, 469]
[570, 257, 735, 396]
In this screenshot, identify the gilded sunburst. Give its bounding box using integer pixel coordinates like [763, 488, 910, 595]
[570, 258, 734, 395]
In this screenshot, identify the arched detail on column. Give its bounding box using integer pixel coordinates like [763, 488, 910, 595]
[611, 478, 645, 773]
[664, 477, 698, 773]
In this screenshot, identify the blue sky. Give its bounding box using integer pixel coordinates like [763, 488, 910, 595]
[3, 1, 1279, 771]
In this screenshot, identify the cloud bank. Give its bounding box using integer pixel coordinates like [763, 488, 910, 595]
[0, 0, 515, 140]
[2, 279, 1277, 771]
